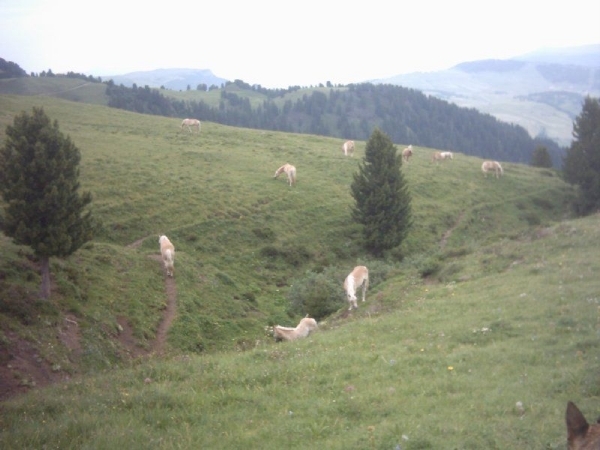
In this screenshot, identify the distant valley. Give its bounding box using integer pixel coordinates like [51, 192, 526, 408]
[371, 44, 600, 147]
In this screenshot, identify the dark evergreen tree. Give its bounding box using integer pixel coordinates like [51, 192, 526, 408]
[350, 128, 412, 256]
[531, 145, 553, 168]
[0, 58, 28, 79]
[0, 107, 95, 299]
[562, 96, 600, 215]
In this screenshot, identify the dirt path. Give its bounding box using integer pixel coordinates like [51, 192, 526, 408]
[1, 237, 178, 401]
[127, 237, 177, 356]
[440, 211, 465, 249]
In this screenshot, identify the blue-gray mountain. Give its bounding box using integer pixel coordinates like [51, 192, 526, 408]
[371, 44, 600, 147]
[105, 68, 227, 91]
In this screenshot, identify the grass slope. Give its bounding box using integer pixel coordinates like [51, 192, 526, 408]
[0, 94, 596, 447]
[1, 214, 598, 448]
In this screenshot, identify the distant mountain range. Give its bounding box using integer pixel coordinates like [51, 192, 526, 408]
[104, 44, 600, 146]
[371, 44, 600, 146]
[106, 68, 228, 91]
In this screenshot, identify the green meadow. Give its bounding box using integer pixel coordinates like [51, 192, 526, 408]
[0, 91, 598, 449]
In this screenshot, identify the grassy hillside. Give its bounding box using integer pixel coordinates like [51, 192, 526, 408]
[1, 93, 596, 448]
[0, 77, 108, 105]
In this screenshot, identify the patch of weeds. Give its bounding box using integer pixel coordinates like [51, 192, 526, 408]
[442, 246, 470, 259]
[520, 212, 541, 226]
[215, 271, 236, 287]
[0, 287, 39, 325]
[259, 245, 279, 258]
[252, 227, 276, 241]
[281, 244, 311, 267]
[532, 196, 555, 210]
[240, 292, 256, 303]
[418, 257, 442, 278]
[438, 262, 464, 281]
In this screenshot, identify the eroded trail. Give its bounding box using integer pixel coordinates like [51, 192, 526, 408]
[127, 237, 177, 355]
[440, 211, 465, 249]
[148, 255, 177, 355]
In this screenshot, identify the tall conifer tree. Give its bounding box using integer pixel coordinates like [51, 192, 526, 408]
[0, 107, 95, 299]
[530, 145, 553, 168]
[562, 96, 600, 215]
[350, 128, 412, 256]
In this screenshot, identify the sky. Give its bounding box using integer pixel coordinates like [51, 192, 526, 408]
[1, 0, 600, 89]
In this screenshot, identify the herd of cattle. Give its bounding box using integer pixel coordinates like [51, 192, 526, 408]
[174, 125, 506, 342]
[175, 123, 599, 446]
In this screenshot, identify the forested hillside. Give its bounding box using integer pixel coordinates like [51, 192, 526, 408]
[105, 80, 565, 166]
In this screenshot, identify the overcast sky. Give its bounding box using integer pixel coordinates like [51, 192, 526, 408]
[2, 0, 599, 88]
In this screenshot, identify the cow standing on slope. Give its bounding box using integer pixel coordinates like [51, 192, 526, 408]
[159, 235, 175, 277]
[343, 266, 369, 310]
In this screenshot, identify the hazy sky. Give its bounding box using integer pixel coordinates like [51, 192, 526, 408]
[2, 0, 599, 88]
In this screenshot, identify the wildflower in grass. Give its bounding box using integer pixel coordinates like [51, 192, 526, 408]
[448, 366, 454, 371]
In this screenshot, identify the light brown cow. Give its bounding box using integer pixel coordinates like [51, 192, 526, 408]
[431, 151, 443, 162]
[273, 317, 318, 341]
[343, 265, 369, 310]
[481, 160, 503, 178]
[273, 163, 296, 186]
[342, 140, 355, 157]
[159, 235, 175, 277]
[181, 118, 201, 133]
[402, 145, 413, 162]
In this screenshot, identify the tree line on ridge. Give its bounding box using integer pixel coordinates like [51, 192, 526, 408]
[104, 80, 565, 167]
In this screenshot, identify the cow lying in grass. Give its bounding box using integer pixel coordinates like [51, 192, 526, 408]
[273, 317, 318, 341]
[159, 235, 175, 277]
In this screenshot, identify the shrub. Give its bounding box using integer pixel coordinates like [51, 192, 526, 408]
[287, 269, 343, 320]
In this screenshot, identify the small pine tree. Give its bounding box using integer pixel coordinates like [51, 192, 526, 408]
[0, 107, 95, 299]
[350, 128, 412, 257]
[562, 96, 600, 215]
[530, 145, 553, 168]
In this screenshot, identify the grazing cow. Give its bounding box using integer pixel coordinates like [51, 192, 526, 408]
[159, 235, 175, 277]
[181, 118, 201, 133]
[274, 163, 296, 186]
[402, 145, 413, 162]
[566, 401, 600, 450]
[431, 151, 443, 163]
[273, 317, 318, 341]
[342, 140, 355, 157]
[343, 265, 369, 310]
[481, 160, 503, 178]
[432, 151, 453, 162]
